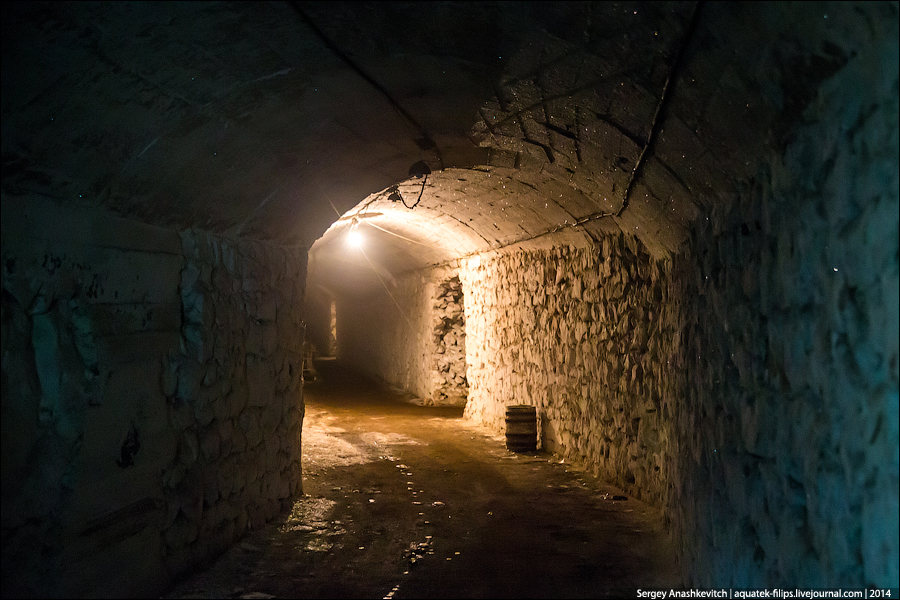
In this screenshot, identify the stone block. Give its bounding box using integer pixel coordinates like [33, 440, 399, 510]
[246, 354, 273, 407]
[84, 250, 184, 305]
[226, 382, 249, 419]
[202, 469, 220, 508]
[239, 409, 263, 450]
[212, 456, 231, 501]
[174, 358, 204, 404]
[198, 426, 221, 461]
[96, 331, 181, 367]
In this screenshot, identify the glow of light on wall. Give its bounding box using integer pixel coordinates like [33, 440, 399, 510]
[347, 218, 363, 248]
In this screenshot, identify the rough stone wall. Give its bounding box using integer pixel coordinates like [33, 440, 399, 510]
[459, 239, 677, 508]
[663, 23, 899, 587]
[1, 196, 306, 598]
[167, 228, 306, 577]
[459, 13, 899, 588]
[431, 276, 468, 406]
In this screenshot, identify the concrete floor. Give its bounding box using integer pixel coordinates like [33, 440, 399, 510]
[163, 360, 680, 599]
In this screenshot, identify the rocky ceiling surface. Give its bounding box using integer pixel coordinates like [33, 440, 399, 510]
[2, 1, 867, 293]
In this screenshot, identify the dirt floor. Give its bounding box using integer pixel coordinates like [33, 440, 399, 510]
[162, 360, 681, 599]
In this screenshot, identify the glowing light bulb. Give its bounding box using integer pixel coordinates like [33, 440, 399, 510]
[348, 228, 362, 248]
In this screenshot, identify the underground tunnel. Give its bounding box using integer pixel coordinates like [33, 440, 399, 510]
[1, 1, 898, 597]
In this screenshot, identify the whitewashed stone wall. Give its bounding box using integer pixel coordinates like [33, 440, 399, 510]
[166, 228, 306, 575]
[459, 239, 677, 509]
[1, 196, 306, 598]
[458, 25, 898, 588]
[431, 276, 468, 406]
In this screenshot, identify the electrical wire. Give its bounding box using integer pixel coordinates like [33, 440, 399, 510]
[363, 221, 432, 247]
[290, 2, 444, 170]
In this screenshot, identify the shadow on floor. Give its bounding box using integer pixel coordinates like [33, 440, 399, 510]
[163, 359, 681, 599]
[306, 357, 465, 419]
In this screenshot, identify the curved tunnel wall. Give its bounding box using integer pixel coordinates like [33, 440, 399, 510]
[328, 3, 900, 589]
[1, 0, 897, 596]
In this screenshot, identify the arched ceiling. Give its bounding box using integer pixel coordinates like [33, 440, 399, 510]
[308, 166, 622, 295]
[3, 1, 874, 296]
